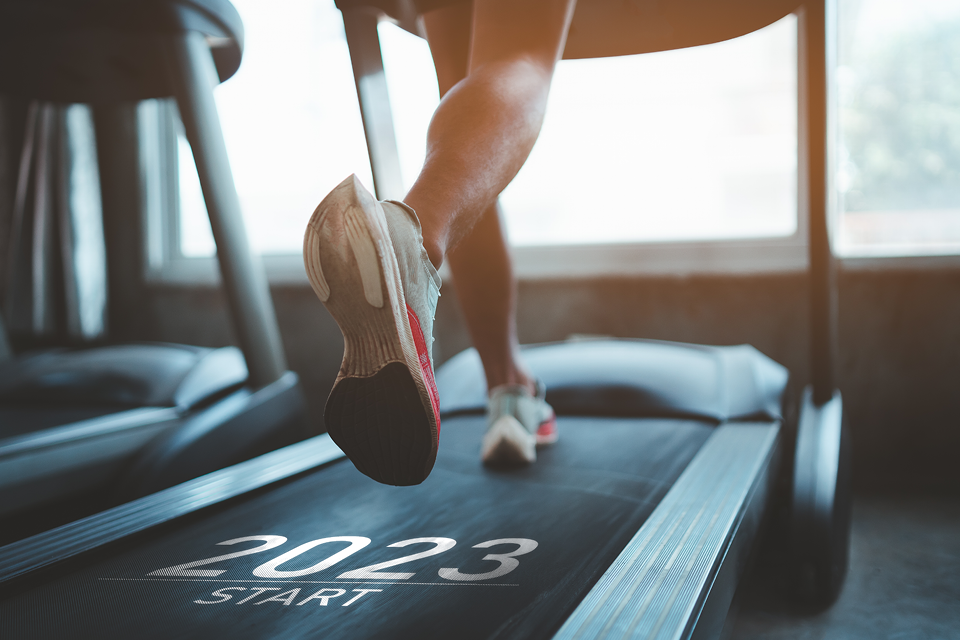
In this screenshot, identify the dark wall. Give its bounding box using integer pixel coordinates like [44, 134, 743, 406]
[143, 265, 960, 494]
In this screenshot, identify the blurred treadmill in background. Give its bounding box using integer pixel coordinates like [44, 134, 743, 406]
[0, 0, 311, 544]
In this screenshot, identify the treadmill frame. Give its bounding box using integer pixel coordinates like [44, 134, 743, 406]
[555, 423, 781, 640]
[0, 0, 849, 633]
[340, 0, 849, 611]
[0, 407, 181, 517]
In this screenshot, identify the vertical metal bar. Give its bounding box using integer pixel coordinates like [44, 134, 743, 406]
[4, 102, 37, 327]
[342, 8, 405, 201]
[0, 312, 9, 360]
[800, 0, 838, 405]
[31, 104, 55, 335]
[65, 105, 108, 340]
[93, 103, 144, 341]
[166, 31, 286, 387]
[57, 106, 82, 337]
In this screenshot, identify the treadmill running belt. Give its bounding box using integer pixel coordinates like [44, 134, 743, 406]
[1, 416, 712, 640]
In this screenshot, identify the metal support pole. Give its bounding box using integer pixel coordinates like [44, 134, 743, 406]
[342, 8, 405, 201]
[31, 104, 55, 335]
[94, 103, 149, 342]
[800, 0, 839, 406]
[166, 31, 286, 388]
[0, 312, 10, 360]
[4, 102, 37, 333]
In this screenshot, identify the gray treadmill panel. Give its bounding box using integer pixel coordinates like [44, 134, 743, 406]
[0, 407, 121, 439]
[438, 340, 788, 423]
[0, 344, 247, 410]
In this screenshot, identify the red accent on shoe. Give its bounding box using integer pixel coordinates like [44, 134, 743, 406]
[536, 413, 558, 445]
[406, 303, 441, 437]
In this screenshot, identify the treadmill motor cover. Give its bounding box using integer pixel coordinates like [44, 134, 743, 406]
[0, 343, 248, 411]
[438, 339, 788, 422]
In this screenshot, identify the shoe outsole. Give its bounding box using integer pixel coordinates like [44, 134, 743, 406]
[326, 362, 433, 486]
[304, 176, 439, 486]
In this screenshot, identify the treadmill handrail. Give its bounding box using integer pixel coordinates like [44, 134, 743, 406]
[0, 434, 344, 585]
[0, 407, 179, 459]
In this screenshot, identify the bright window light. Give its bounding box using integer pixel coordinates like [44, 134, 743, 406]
[178, 0, 373, 257]
[175, 0, 960, 262]
[384, 16, 798, 247]
[178, 1, 797, 257]
[500, 16, 797, 246]
[837, 0, 960, 257]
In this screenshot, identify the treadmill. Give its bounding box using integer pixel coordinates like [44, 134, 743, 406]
[333, 0, 852, 605]
[0, 335, 844, 639]
[0, 0, 850, 636]
[0, 0, 310, 539]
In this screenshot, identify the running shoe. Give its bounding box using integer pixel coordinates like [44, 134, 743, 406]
[304, 175, 442, 486]
[481, 380, 557, 466]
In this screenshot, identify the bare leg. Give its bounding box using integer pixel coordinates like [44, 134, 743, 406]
[417, 3, 556, 392]
[447, 202, 533, 392]
[406, 0, 577, 269]
[305, 1, 573, 482]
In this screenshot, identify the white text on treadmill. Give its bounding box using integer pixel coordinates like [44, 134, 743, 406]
[195, 586, 382, 607]
[152, 536, 538, 582]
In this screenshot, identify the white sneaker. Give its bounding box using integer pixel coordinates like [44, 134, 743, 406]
[481, 380, 557, 467]
[304, 175, 442, 486]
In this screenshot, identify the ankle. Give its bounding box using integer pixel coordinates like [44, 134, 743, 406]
[423, 239, 444, 270]
[486, 369, 536, 396]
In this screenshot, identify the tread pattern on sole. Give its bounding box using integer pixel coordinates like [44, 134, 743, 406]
[325, 362, 436, 486]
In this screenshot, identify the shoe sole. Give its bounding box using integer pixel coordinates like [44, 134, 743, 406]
[304, 175, 439, 486]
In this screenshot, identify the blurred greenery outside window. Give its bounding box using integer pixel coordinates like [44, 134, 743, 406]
[837, 0, 960, 256]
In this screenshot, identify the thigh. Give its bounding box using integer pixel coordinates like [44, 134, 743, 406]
[422, 2, 472, 96]
[469, 0, 577, 72]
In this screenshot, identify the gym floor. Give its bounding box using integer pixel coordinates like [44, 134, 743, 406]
[726, 495, 960, 640]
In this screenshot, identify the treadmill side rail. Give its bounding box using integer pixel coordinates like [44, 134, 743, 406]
[554, 422, 780, 640]
[0, 408, 180, 517]
[0, 435, 345, 586]
[0, 407, 179, 458]
[115, 371, 310, 498]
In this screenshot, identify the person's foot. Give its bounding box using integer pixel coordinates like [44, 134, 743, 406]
[304, 175, 442, 486]
[481, 380, 557, 467]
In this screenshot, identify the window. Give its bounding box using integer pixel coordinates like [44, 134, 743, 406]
[176, 0, 373, 259]
[160, 0, 802, 280]
[154, 0, 960, 283]
[502, 17, 797, 247]
[837, 0, 960, 258]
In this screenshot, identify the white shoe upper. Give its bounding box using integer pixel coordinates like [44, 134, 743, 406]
[487, 382, 553, 438]
[381, 200, 442, 370]
[481, 381, 556, 466]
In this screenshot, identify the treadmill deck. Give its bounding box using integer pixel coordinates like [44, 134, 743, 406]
[1, 414, 713, 639]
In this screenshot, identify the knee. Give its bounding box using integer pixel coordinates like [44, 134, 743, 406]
[486, 55, 554, 84]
